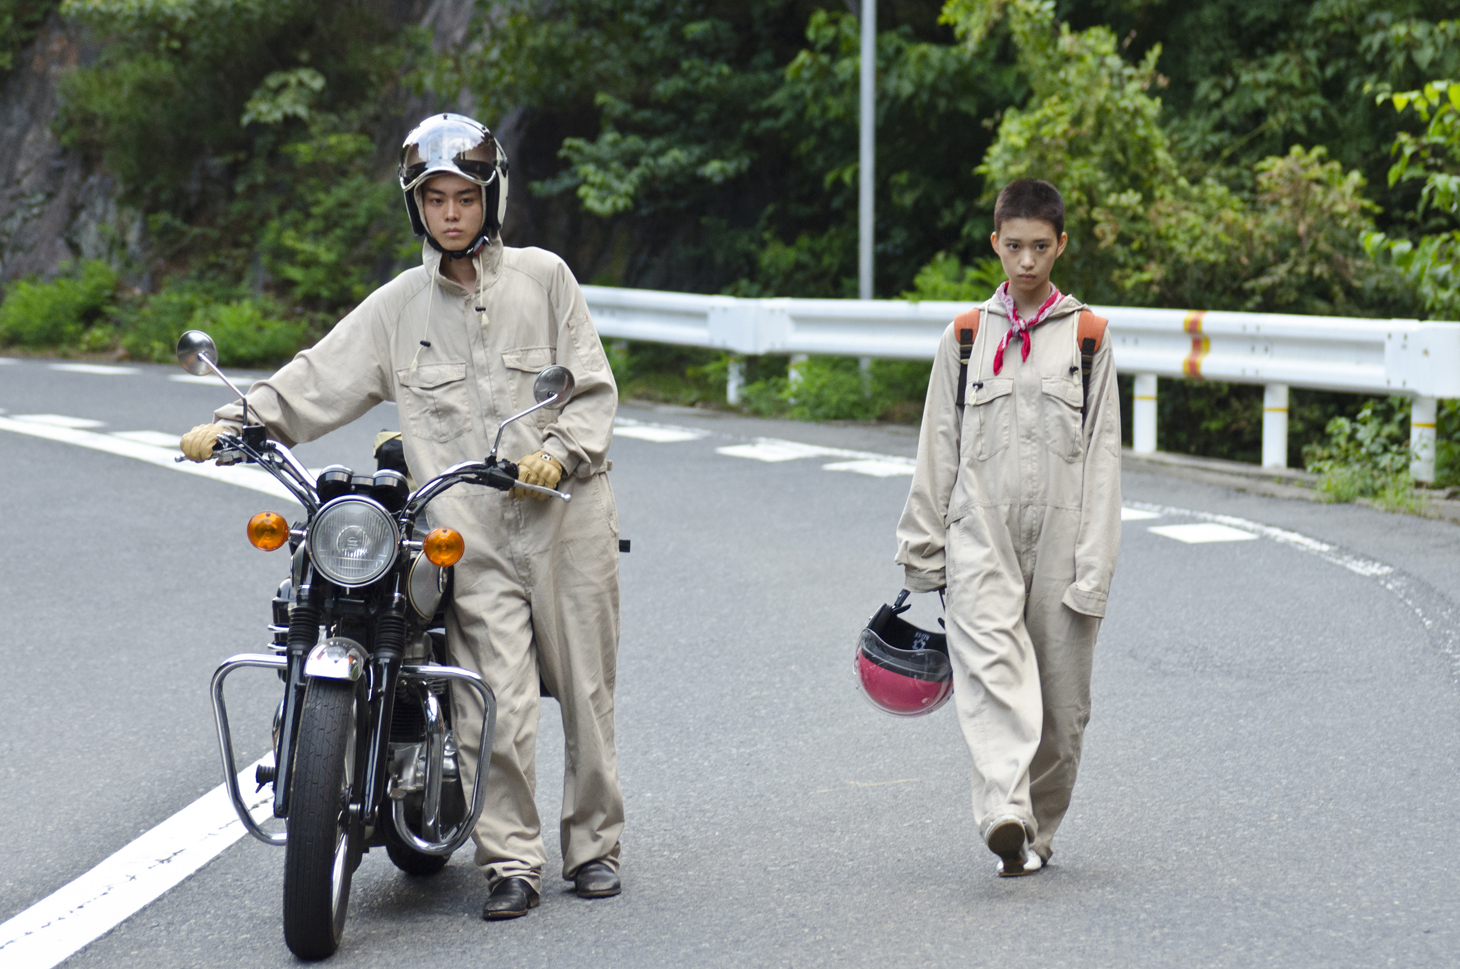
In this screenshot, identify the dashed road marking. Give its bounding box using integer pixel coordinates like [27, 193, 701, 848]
[12, 414, 106, 429]
[47, 363, 138, 375]
[1148, 522, 1259, 544]
[0, 757, 272, 969]
[1120, 507, 1162, 521]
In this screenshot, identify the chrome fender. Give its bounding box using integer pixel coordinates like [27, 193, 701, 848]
[304, 637, 367, 681]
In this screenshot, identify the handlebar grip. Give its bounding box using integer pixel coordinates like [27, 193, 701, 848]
[482, 460, 518, 492]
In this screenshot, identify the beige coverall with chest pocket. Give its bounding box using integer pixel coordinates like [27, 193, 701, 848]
[895, 295, 1121, 862]
[214, 240, 624, 893]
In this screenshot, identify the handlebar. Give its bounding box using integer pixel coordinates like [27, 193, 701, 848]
[180, 433, 570, 523]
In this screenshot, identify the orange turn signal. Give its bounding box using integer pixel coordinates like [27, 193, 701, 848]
[423, 527, 465, 568]
[247, 511, 290, 551]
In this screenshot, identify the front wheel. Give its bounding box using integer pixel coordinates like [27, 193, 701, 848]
[282, 679, 360, 960]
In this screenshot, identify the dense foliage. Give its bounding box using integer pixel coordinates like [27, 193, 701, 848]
[2, 0, 1457, 488]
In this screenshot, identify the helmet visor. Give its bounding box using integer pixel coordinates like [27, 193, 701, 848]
[400, 117, 499, 191]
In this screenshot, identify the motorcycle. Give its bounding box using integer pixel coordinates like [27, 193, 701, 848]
[175, 330, 575, 959]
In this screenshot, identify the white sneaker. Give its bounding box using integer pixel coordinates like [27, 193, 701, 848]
[995, 846, 1043, 877]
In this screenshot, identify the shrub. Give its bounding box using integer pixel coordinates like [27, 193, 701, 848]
[117, 279, 240, 363]
[0, 261, 118, 347]
[1303, 396, 1420, 510]
[193, 298, 308, 368]
[116, 281, 308, 367]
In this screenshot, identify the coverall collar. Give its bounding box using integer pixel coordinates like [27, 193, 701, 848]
[421, 237, 504, 298]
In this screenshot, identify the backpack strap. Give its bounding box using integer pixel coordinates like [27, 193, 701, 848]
[953, 308, 979, 408]
[1078, 309, 1108, 425]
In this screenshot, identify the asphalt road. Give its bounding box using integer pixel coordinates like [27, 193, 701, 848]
[2, 356, 1459, 968]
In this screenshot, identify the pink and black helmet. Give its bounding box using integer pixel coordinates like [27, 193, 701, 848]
[855, 590, 953, 717]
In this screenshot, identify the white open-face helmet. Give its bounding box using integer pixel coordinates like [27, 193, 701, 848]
[399, 113, 509, 258]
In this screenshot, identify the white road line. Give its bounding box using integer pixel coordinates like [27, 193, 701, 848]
[112, 430, 187, 448]
[822, 459, 915, 478]
[169, 373, 227, 385]
[717, 440, 839, 462]
[1125, 501, 1394, 577]
[11, 414, 106, 429]
[0, 758, 272, 969]
[614, 425, 706, 443]
[0, 416, 298, 502]
[1120, 507, 1162, 521]
[1148, 522, 1259, 544]
[0, 357, 16, 364]
[47, 363, 138, 375]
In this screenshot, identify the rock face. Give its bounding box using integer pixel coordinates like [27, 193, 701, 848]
[0, 13, 144, 288]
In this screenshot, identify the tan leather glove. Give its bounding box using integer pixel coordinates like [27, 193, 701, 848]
[511, 451, 563, 500]
[179, 423, 230, 462]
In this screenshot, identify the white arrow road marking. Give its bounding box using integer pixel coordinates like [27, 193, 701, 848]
[47, 363, 139, 375]
[12, 414, 107, 428]
[1149, 522, 1259, 544]
[0, 758, 274, 969]
[0, 416, 298, 502]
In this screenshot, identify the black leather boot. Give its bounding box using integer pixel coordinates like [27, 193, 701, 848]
[482, 877, 540, 920]
[573, 861, 621, 899]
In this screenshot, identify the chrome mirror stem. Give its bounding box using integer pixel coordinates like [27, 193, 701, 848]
[199, 353, 255, 428]
[486, 393, 560, 460]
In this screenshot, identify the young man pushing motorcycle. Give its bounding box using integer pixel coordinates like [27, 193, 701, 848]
[180, 114, 624, 920]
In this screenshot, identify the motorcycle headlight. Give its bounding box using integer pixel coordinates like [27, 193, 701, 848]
[306, 496, 400, 588]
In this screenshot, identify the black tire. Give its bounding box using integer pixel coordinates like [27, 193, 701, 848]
[282, 679, 360, 960]
[384, 838, 449, 876]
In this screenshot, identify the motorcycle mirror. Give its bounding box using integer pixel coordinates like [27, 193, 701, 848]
[532, 366, 574, 406]
[175, 329, 255, 426]
[176, 329, 218, 376]
[485, 367, 578, 460]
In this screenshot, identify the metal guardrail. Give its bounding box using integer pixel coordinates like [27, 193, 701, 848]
[583, 284, 1460, 482]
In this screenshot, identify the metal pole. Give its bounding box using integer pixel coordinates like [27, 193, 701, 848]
[1133, 374, 1157, 454]
[1261, 383, 1289, 468]
[858, 0, 875, 301]
[1411, 395, 1438, 483]
[726, 356, 744, 405]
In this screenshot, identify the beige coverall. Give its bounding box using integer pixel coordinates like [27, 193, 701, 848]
[215, 241, 623, 891]
[895, 295, 1121, 861]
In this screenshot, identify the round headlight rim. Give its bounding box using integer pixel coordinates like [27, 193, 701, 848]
[305, 494, 401, 589]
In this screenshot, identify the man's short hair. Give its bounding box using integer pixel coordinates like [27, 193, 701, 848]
[994, 179, 1065, 237]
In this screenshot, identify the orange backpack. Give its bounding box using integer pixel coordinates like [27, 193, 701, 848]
[953, 307, 1107, 423]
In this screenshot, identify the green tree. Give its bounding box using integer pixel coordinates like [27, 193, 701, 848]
[1364, 78, 1460, 319]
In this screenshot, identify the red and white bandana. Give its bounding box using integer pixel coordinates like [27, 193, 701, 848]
[991, 281, 1062, 375]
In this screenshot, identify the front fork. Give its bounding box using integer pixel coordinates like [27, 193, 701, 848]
[212, 575, 496, 851]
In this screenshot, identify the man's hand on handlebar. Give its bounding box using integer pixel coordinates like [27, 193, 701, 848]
[511, 451, 563, 501]
[180, 423, 230, 462]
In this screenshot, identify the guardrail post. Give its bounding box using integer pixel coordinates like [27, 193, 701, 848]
[1411, 395, 1438, 483]
[1262, 383, 1289, 468]
[726, 356, 744, 405]
[788, 353, 808, 387]
[1133, 374, 1157, 454]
